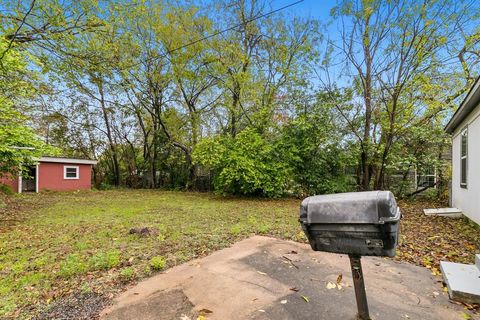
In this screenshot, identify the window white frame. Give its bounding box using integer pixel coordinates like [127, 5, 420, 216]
[415, 166, 437, 189]
[460, 126, 468, 188]
[64, 165, 80, 180]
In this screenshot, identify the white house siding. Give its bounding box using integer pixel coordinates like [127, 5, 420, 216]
[451, 103, 480, 225]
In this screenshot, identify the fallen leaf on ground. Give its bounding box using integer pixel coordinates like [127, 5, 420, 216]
[431, 267, 440, 276]
[326, 282, 337, 290]
[301, 295, 309, 303]
[198, 308, 213, 315]
[394, 200, 480, 272]
[336, 274, 343, 285]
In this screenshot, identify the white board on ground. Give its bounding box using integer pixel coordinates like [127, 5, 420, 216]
[423, 208, 463, 218]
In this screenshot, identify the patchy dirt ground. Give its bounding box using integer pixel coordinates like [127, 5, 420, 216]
[32, 293, 109, 320]
[0, 191, 479, 319]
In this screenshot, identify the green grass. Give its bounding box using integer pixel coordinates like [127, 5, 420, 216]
[119, 267, 135, 282]
[0, 190, 302, 319]
[1, 191, 478, 319]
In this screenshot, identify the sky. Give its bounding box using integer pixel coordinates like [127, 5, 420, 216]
[275, 0, 336, 21]
[272, 0, 345, 84]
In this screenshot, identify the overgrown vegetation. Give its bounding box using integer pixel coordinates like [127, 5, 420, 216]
[1, 0, 479, 196]
[0, 39, 55, 178]
[0, 190, 478, 319]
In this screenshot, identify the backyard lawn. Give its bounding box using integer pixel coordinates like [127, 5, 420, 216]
[0, 190, 479, 319]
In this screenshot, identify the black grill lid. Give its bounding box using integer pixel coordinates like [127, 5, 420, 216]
[300, 191, 400, 225]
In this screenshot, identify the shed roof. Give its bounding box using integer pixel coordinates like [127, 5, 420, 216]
[445, 77, 480, 134]
[39, 156, 98, 165]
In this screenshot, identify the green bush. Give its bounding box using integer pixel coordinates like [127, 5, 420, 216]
[149, 256, 166, 271]
[277, 113, 356, 196]
[98, 182, 114, 190]
[193, 106, 357, 197]
[422, 188, 439, 200]
[389, 180, 416, 199]
[193, 129, 290, 197]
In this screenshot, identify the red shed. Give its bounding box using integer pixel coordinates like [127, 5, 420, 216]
[0, 157, 97, 193]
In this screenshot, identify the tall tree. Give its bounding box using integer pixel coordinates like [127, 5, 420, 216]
[329, 0, 480, 190]
[0, 39, 53, 177]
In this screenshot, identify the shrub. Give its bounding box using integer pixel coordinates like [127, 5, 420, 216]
[149, 256, 166, 271]
[98, 182, 113, 190]
[422, 188, 440, 200]
[193, 129, 290, 197]
[277, 115, 357, 196]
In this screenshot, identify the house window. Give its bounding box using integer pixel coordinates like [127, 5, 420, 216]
[460, 127, 468, 188]
[64, 166, 79, 179]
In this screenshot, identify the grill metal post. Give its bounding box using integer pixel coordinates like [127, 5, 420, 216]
[349, 254, 370, 320]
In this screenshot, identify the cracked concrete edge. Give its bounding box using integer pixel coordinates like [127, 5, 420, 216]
[100, 236, 287, 317]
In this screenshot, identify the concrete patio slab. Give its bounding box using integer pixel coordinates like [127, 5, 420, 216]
[101, 236, 476, 320]
[441, 260, 480, 304]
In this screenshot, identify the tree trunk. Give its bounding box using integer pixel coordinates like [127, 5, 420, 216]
[230, 89, 239, 137]
[97, 80, 120, 186]
[360, 15, 373, 191]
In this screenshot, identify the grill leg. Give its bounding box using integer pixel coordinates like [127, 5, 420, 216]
[349, 254, 370, 320]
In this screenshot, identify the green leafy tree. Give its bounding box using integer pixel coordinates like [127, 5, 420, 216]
[0, 40, 53, 178]
[193, 129, 290, 197]
[278, 90, 356, 195]
[327, 0, 480, 190]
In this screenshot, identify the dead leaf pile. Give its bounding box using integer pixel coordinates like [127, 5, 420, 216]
[395, 199, 480, 271]
[395, 199, 480, 314]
